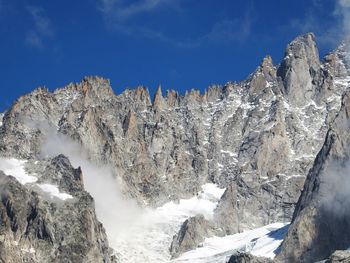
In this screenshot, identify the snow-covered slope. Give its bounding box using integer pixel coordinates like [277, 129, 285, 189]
[107, 183, 287, 263]
[172, 223, 288, 263]
[111, 184, 225, 263]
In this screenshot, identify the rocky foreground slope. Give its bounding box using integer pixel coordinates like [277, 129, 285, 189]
[0, 156, 116, 263]
[0, 33, 349, 262]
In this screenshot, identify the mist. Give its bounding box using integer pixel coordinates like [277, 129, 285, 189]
[320, 158, 350, 217]
[39, 126, 142, 248]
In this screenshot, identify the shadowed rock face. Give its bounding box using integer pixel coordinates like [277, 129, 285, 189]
[0, 34, 349, 262]
[0, 156, 116, 263]
[228, 252, 273, 263]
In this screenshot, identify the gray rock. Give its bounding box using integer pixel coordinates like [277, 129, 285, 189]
[0, 112, 3, 127]
[0, 156, 116, 263]
[228, 252, 273, 263]
[214, 175, 303, 235]
[277, 33, 320, 106]
[327, 250, 350, 263]
[169, 215, 216, 258]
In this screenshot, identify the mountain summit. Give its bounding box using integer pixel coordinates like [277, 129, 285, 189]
[0, 33, 349, 263]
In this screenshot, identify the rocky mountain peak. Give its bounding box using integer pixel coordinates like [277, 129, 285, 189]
[325, 40, 350, 78]
[65, 76, 113, 96]
[277, 33, 322, 106]
[281, 33, 320, 69]
[261, 56, 276, 79]
[153, 85, 165, 110]
[184, 89, 202, 104]
[123, 86, 152, 107]
[165, 89, 180, 107]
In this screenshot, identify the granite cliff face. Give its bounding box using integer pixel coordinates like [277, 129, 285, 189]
[0, 33, 349, 262]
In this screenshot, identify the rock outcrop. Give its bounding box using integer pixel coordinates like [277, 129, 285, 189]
[326, 250, 350, 263]
[228, 252, 273, 263]
[0, 156, 116, 263]
[169, 215, 216, 257]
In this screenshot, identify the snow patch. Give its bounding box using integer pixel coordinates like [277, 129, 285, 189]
[159, 184, 225, 221]
[0, 158, 38, 184]
[0, 113, 3, 127]
[37, 183, 73, 200]
[0, 158, 72, 200]
[172, 223, 289, 263]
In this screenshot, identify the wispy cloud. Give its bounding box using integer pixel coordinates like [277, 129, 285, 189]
[98, 0, 177, 22]
[335, 0, 350, 35]
[97, 0, 253, 48]
[25, 6, 54, 48]
[171, 15, 252, 48]
[287, 0, 350, 47]
[199, 12, 252, 45]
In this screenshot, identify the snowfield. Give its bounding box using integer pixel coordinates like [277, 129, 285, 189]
[110, 183, 226, 263]
[172, 223, 289, 263]
[108, 183, 288, 263]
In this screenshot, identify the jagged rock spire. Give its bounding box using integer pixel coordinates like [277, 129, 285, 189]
[153, 85, 165, 110]
[277, 33, 321, 106]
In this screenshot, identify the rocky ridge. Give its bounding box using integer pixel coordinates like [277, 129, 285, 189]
[0, 33, 349, 262]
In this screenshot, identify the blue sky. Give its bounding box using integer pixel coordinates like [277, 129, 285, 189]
[0, 0, 348, 111]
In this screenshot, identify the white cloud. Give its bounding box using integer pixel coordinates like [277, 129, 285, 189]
[25, 6, 54, 48]
[98, 0, 176, 21]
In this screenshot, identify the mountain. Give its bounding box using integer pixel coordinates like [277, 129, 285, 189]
[0, 33, 349, 262]
[275, 43, 350, 262]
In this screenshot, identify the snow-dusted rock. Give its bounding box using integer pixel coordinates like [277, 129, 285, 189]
[0, 33, 349, 263]
[0, 156, 115, 263]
